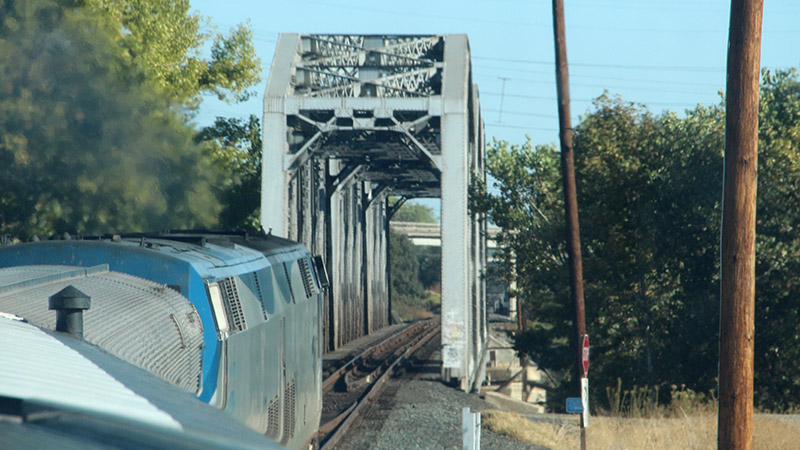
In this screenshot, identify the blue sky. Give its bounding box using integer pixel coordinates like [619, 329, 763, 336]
[190, 0, 798, 150]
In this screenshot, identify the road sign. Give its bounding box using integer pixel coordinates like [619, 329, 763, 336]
[581, 334, 589, 375]
[566, 397, 583, 413]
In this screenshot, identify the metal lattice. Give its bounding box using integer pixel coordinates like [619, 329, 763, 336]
[282, 263, 296, 303]
[298, 258, 316, 299]
[266, 395, 280, 439]
[280, 378, 296, 446]
[263, 34, 488, 391]
[220, 278, 247, 332]
[251, 272, 269, 321]
[296, 35, 441, 98]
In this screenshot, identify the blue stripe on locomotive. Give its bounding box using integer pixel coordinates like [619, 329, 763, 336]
[0, 240, 267, 402]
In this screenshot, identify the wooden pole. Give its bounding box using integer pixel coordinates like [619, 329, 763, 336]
[719, 0, 763, 449]
[551, 0, 587, 448]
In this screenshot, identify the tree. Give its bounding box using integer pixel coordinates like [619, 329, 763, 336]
[86, 0, 261, 108]
[472, 96, 725, 409]
[389, 229, 425, 301]
[389, 200, 441, 291]
[474, 73, 800, 412]
[0, 0, 222, 239]
[195, 115, 262, 228]
[752, 69, 800, 411]
[390, 200, 438, 223]
[417, 246, 442, 290]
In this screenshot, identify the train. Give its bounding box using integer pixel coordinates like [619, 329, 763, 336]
[0, 230, 327, 449]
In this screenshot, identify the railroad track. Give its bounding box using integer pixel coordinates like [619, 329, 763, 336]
[319, 317, 440, 450]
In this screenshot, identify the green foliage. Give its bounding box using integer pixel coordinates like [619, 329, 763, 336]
[389, 229, 426, 302]
[390, 200, 438, 223]
[473, 70, 800, 412]
[417, 246, 442, 289]
[195, 115, 262, 228]
[388, 200, 441, 293]
[389, 228, 441, 321]
[752, 68, 800, 411]
[87, 0, 261, 107]
[572, 96, 724, 400]
[202, 23, 261, 103]
[0, 0, 221, 239]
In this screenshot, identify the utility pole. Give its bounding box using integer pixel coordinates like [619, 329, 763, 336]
[551, 0, 588, 449]
[497, 77, 510, 123]
[719, 0, 763, 449]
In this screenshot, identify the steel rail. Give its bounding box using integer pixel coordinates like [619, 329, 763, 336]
[319, 318, 439, 450]
[322, 317, 436, 393]
[342, 319, 439, 392]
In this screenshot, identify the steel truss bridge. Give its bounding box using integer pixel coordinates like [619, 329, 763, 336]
[262, 34, 487, 390]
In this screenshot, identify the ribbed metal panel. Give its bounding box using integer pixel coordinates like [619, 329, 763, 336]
[0, 266, 204, 394]
[0, 266, 62, 287]
[266, 395, 281, 440]
[219, 277, 247, 333]
[282, 263, 296, 303]
[280, 378, 296, 446]
[0, 317, 182, 430]
[0, 265, 107, 295]
[298, 258, 316, 299]
[250, 272, 270, 321]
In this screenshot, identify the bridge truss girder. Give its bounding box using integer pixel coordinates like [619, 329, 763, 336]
[262, 34, 486, 391]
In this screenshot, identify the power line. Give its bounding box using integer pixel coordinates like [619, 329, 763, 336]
[483, 108, 557, 119]
[483, 92, 558, 101]
[474, 73, 719, 96]
[481, 91, 714, 108]
[302, 0, 545, 26]
[473, 67, 723, 88]
[567, 0, 723, 13]
[497, 77, 510, 123]
[486, 123, 558, 132]
[473, 56, 725, 72]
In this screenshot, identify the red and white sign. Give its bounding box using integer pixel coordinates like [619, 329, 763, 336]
[581, 334, 589, 375]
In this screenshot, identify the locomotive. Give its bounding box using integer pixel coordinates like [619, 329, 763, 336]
[0, 230, 327, 449]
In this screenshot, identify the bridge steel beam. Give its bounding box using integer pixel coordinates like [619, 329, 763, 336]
[262, 34, 486, 390]
[439, 35, 486, 391]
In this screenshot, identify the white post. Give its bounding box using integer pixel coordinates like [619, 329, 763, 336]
[462, 407, 481, 450]
[261, 33, 300, 238]
[441, 34, 472, 390]
[581, 377, 589, 428]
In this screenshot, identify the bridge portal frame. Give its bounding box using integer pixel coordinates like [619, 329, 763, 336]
[262, 34, 486, 390]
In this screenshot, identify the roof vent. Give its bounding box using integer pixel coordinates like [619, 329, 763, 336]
[48, 286, 91, 340]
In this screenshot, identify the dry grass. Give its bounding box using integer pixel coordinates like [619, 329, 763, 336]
[482, 410, 570, 449]
[391, 301, 434, 321]
[585, 415, 717, 450]
[481, 410, 800, 450]
[393, 289, 440, 322]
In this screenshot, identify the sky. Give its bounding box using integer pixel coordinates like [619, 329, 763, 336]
[189, 0, 799, 150]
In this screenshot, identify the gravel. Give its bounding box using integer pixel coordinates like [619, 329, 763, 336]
[334, 340, 546, 450]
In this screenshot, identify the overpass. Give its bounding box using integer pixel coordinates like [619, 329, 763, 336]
[261, 34, 486, 390]
[390, 221, 500, 249]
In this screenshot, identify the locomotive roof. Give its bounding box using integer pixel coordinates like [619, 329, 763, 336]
[0, 315, 281, 448]
[0, 230, 310, 280]
[0, 264, 204, 394]
[144, 230, 308, 256]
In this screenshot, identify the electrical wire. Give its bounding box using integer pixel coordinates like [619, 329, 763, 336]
[486, 123, 558, 132]
[473, 56, 724, 72]
[473, 66, 723, 88]
[481, 91, 714, 108]
[483, 108, 557, 119]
